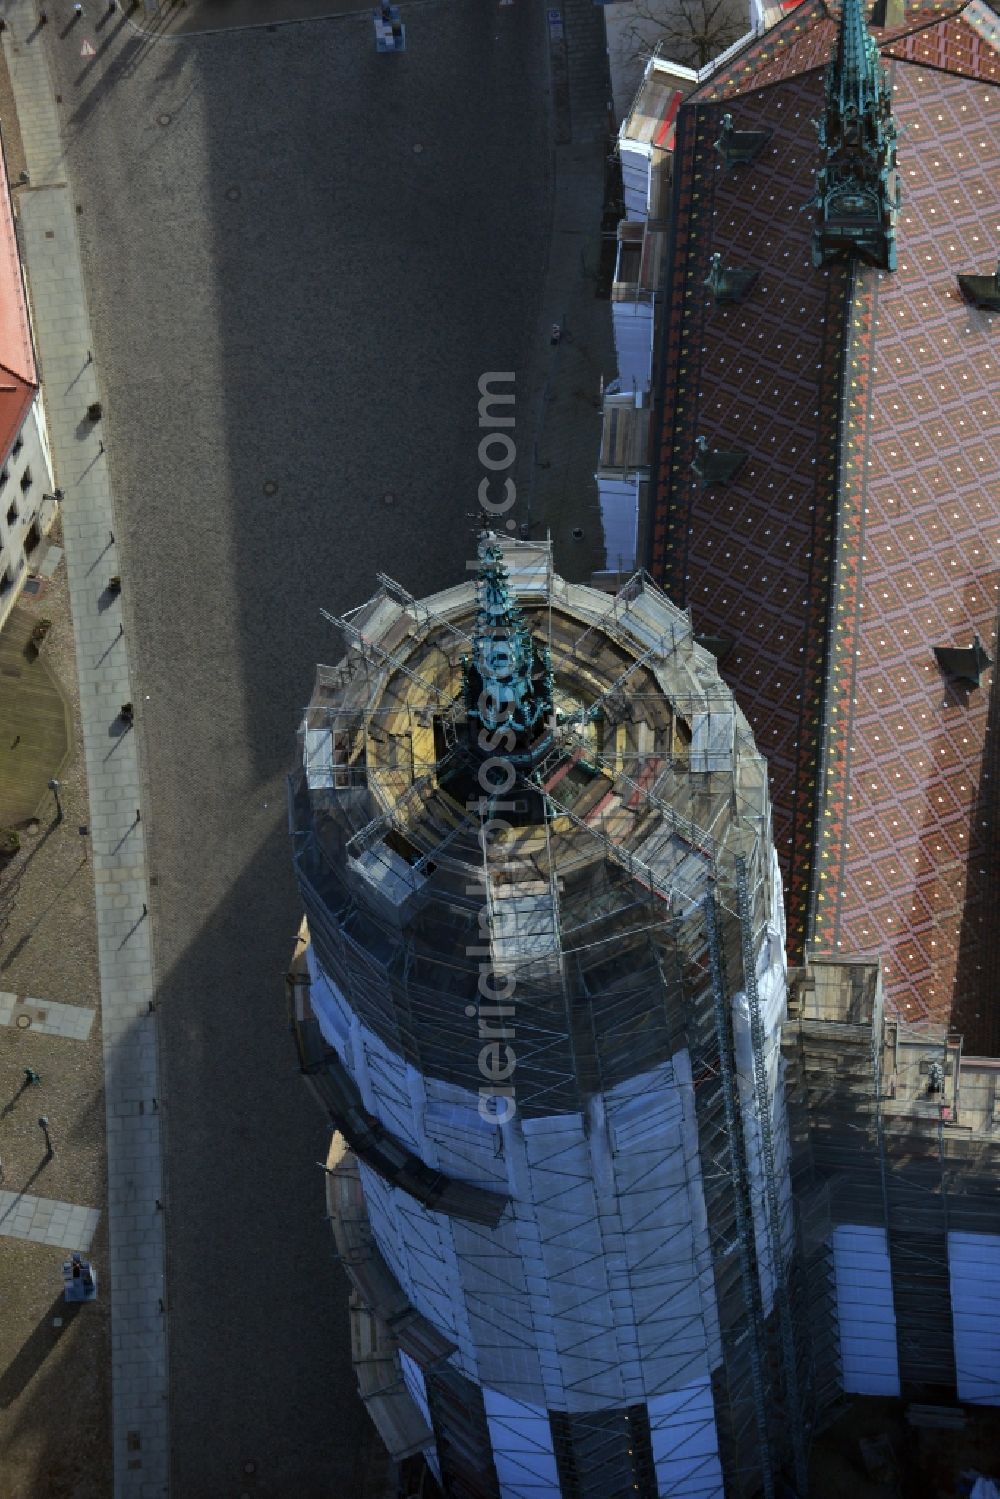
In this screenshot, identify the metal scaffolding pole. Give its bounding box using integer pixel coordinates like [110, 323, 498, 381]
[737, 856, 808, 1495]
[704, 892, 775, 1499]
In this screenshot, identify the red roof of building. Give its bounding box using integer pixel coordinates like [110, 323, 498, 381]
[0, 155, 37, 462]
[648, 0, 1000, 1047]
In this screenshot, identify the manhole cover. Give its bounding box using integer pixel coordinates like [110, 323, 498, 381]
[243, 1461, 257, 1475]
[158, 113, 172, 127]
[262, 480, 278, 497]
[412, 143, 424, 154]
[382, 491, 395, 507]
[226, 185, 241, 202]
[571, 527, 584, 540]
[15, 1015, 31, 1030]
[505, 518, 517, 531]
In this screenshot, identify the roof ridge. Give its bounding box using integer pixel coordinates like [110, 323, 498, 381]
[876, 0, 975, 42]
[688, 0, 829, 102]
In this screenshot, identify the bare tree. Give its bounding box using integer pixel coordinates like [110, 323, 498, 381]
[617, 0, 746, 71]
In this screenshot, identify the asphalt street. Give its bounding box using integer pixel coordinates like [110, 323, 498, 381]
[41, 4, 553, 1494]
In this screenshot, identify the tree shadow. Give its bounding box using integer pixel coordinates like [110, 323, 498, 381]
[0, 1079, 30, 1120]
[0, 855, 89, 971]
[0, 1295, 83, 1410]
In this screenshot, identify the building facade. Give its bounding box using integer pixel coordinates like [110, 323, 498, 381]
[0, 142, 56, 632]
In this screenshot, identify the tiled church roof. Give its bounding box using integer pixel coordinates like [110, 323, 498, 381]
[648, 0, 1000, 1046]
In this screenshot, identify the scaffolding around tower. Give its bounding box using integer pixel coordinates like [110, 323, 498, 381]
[288, 537, 825, 1498]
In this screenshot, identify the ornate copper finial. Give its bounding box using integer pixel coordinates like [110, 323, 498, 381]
[465, 534, 553, 749]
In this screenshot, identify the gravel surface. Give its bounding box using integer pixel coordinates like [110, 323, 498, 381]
[40, 5, 552, 1494]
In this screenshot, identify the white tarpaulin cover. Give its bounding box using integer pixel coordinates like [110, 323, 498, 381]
[832, 1225, 900, 1396]
[648, 1378, 724, 1497]
[483, 1388, 560, 1496]
[949, 1231, 1000, 1404]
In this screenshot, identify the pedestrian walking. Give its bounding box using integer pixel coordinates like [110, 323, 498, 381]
[73, 4, 84, 18]
[38, 1116, 54, 1156]
[24, 1067, 41, 1087]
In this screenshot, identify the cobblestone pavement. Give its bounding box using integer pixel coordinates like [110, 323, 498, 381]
[2, 5, 167, 1494]
[29, 2, 557, 1496]
[1, 1, 617, 1495]
[132, 0, 369, 34]
[519, 0, 616, 581]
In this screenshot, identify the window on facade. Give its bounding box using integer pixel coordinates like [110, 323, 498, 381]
[19, 467, 31, 494]
[0, 468, 8, 488]
[12, 436, 22, 458]
[6, 501, 16, 526]
[0, 567, 11, 594]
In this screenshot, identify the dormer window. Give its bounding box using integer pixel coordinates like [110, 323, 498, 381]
[934, 637, 992, 689]
[6, 500, 17, 526]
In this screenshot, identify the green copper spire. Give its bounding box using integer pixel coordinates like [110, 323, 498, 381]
[465, 534, 553, 750]
[834, 0, 879, 113]
[811, 0, 899, 270]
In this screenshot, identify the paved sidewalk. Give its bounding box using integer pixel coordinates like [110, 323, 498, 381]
[0, 1190, 101, 1250]
[2, 8, 168, 1497]
[0, 991, 96, 1039]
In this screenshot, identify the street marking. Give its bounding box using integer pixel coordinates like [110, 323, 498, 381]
[80, 39, 96, 57]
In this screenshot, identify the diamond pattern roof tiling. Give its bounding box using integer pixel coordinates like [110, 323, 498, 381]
[649, 7, 1000, 1047]
[805, 64, 1000, 1047]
